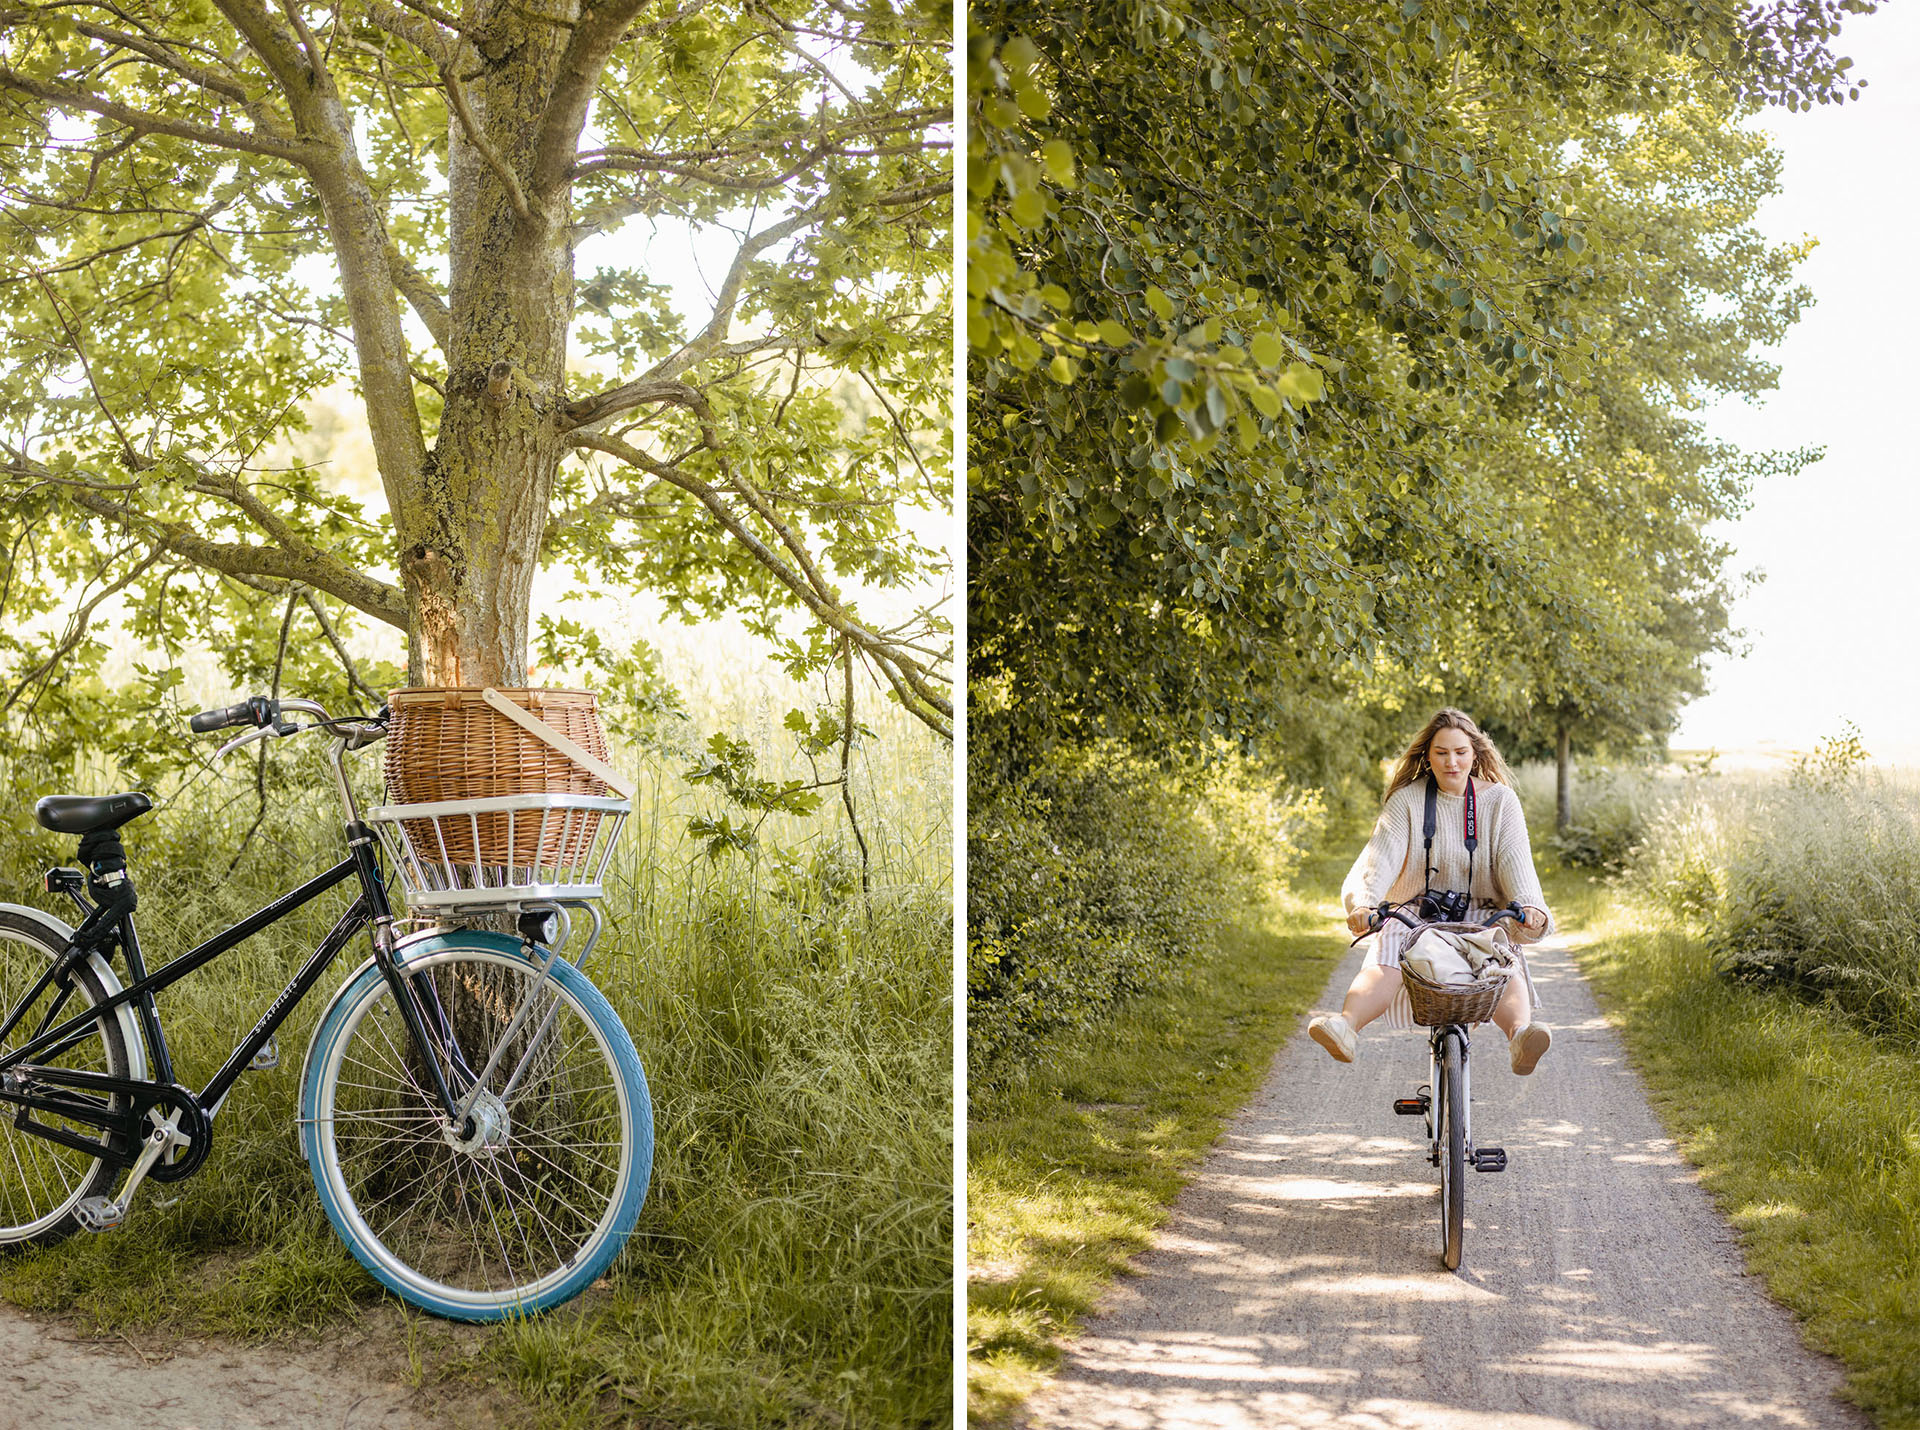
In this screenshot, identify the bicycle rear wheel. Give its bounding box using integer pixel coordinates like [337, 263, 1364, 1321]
[301, 934, 652, 1321]
[1438, 1032, 1465, 1270]
[0, 909, 131, 1246]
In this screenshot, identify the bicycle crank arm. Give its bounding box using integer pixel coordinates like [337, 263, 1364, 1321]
[75, 1107, 191, 1233]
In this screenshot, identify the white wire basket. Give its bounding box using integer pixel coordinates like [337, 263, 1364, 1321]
[368, 793, 629, 913]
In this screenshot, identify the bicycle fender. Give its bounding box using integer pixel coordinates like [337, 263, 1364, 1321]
[0, 902, 149, 1085]
[294, 929, 546, 1103]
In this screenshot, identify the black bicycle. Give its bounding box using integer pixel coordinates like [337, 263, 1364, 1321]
[0, 695, 652, 1320]
[1372, 900, 1524, 1271]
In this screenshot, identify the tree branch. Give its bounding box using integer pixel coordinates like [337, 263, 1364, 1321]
[569, 430, 950, 736]
[562, 205, 821, 429]
[529, 0, 656, 203]
[303, 589, 383, 704]
[61, 18, 257, 105]
[440, 60, 536, 223]
[2, 550, 168, 715]
[386, 241, 450, 350]
[210, 0, 325, 110]
[0, 64, 317, 163]
[34, 474, 409, 630]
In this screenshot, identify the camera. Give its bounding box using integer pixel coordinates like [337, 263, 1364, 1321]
[1418, 888, 1471, 922]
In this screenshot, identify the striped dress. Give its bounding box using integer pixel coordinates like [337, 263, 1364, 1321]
[1341, 780, 1553, 1031]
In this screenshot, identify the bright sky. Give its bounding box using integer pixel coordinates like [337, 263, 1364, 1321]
[1671, 3, 1920, 763]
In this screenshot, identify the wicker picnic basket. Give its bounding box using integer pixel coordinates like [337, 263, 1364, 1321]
[1399, 922, 1513, 1027]
[383, 686, 613, 867]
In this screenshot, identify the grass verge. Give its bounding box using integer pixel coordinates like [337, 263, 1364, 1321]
[1550, 863, 1920, 1430]
[965, 842, 1354, 1426]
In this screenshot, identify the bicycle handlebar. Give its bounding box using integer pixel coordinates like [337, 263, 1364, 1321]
[1368, 900, 1529, 933]
[192, 695, 388, 756]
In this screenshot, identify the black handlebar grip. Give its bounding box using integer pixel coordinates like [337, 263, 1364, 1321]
[189, 696, 272, 733]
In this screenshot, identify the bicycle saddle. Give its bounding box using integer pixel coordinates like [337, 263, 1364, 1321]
[34, 792, 154, 835]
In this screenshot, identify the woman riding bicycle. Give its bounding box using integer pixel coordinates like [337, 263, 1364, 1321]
[1309, 708, 1555, 1074]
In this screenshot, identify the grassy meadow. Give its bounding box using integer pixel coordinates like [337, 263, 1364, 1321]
[0, 656, 952, 1429]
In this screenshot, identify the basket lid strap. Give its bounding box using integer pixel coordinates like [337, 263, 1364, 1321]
[480, 686, 637, 799]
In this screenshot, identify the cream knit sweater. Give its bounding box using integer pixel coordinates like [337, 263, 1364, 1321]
[1340, 779, 1553, 940]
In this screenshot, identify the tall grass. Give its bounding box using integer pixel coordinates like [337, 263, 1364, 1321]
[1617, 766, 1920, 1052]
[1513, 749, 1920, 1054]
[0, 673, 951, 1428]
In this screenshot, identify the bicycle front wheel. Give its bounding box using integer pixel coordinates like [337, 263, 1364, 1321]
[1438, 1032, 1465, 1270]
[0, 908, 132, 1246]
[300, 935, 652, 1320]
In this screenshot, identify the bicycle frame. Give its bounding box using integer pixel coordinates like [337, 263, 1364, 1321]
[0, 715, 473, 1172]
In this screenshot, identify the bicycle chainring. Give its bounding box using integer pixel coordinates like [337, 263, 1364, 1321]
[142, 1084, 212, 1183]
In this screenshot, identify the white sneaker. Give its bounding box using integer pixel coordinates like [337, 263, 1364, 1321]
[1509, 1023, 1551, 1075]
[1309, 1013, 1358, 1063]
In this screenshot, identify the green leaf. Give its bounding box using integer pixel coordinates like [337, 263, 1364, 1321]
[1001, 34, 1041, 72]
[1015, 81, 1052, 120]
[1251, 331, 1285, 368]
[1041, 139, 1076, 185]
[1145, 286, 1174, 320]
[1276, 363, 1326, 402]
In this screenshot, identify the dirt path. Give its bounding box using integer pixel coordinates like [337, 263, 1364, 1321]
[0, 1302, 508, 1430]
[1020, 926, 1870, 1429]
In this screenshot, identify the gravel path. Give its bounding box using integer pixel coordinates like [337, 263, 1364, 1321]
[0, 1302, 506, 1430]
[1021, 928, 1869, 1429]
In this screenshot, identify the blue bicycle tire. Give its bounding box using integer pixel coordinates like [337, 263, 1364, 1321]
[300, 931, 652, 1321]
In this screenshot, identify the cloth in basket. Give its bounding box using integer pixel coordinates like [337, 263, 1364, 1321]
[1401, 924, 1514, 987]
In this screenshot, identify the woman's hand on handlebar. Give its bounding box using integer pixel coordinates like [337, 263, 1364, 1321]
[1346, 907, 1373, 937]
[1484, 902, 1548, 935]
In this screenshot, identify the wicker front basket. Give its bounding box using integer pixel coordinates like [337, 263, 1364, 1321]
[385, 687, 611, 865]
[1399, 923, 1513, 1026]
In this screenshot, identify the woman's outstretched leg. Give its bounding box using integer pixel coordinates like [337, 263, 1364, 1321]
[1341, 962, 1404, 1031]
[1310, 960, 1402, 1062]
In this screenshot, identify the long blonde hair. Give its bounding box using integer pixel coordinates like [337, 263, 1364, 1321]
[1384, 708, 1515, 797]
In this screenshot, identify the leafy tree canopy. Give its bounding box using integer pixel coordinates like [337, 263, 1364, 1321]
[0, 0, 951, 788]
[967, 0, 1867, 775]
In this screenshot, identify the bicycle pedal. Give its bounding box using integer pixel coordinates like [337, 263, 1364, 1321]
[1472, 1147, 1507, 1173]
[249, 1036, 279, 1072]
[1392, 1096, 1428, 1116]
[74, 1196, 126, 1232]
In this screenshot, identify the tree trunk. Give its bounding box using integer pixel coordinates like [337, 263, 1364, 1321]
[1555, 723, 1572, 834]
[399, 5, 579, 688]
